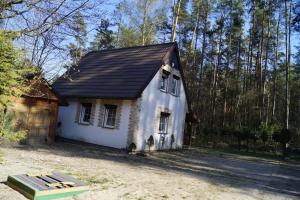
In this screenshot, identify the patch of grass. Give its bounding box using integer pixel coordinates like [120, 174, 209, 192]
[123, 192, 130, 196]
[86, 176, 110, 185]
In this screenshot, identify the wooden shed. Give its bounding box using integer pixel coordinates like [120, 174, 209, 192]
[10, 77, 66, 144]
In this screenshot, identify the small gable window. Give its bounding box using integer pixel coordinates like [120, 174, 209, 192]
[79, 103, 92, 124]
[171, 75, 180, 96]
[104, 105, 117, 128]
[160, 70, 169, 92]
[159, 112, 170, 134]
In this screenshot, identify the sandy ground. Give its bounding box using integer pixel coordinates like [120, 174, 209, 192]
[0, 140, 300, 200]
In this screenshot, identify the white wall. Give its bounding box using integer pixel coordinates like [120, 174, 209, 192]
[136, 67, 188, 151]
[57, 99, 131, 149]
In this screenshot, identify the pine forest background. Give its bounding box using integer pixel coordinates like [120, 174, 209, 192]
[1, 0, 300, 154]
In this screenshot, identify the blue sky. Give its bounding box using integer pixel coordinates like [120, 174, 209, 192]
[5, 0, 299, 79]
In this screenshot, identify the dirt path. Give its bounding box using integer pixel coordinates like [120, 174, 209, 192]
[0, 141, 299, 200]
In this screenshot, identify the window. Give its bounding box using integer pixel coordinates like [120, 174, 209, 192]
[160, 71, 169, 92]
[79, 103, 92, 124]
[171, 76, 180, 96]
[159, 112, 170, 134]
[104, 105, 117, 128]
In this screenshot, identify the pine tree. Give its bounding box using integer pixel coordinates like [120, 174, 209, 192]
[0, 31, 34, 141]
[90, 19, 115, 51]
[67, 12, 87, 65]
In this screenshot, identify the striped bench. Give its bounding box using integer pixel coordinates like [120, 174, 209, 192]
[7, 172, 88, 200]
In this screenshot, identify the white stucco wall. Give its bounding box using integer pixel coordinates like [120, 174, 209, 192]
[57, 99, 131, 149]
[135, 67, 188, 151]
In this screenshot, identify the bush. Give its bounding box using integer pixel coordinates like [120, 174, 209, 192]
[273, 128, 292, 145]
[170, 134, 175, 149]
[202, 127, 210, 136]
[0, 110, 27, 143]
[259, 124, 280, 145]
[273, 128, 293, 157]
[146, 135, 154, 151]
[128, 143, 136, 153]
[221, 126, 233, 136]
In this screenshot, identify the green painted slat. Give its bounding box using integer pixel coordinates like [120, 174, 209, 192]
[7, 176, 36, 197]
[36, 190, 88, 200]
[7, 173, 88, 200]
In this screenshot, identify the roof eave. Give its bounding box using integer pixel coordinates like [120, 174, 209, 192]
[60, 95, 139, 100]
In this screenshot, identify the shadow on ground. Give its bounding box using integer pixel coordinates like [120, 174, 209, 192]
[11, 138, 300, 198]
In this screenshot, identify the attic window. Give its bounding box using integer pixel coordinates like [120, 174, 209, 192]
[160, 70, 169, 92]
[171, 75, 180, 96]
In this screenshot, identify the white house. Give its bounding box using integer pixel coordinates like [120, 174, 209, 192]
[53, 42, 190, 151]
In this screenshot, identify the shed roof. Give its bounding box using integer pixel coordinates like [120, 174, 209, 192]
[24, 75, 67, 105]
[53, 42, 181, 99]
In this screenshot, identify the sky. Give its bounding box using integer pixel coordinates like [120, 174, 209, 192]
[3, 0, 300, 80]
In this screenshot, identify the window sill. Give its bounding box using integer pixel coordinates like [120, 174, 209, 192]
[170, 92, 179, 97]
[160, 89, 168, 93]
[158, 132, 168, 135]
[102, 125, 115, 129]
[78, 122, 90, 126]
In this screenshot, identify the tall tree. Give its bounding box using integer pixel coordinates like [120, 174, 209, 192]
[171, 0, 182, 42]
[116, 0, 169, 46]
[90, 19, 115, 51]
[284, 0, 291, 130]
[67, 12, 87, 65]
[0, 31, 33, 109]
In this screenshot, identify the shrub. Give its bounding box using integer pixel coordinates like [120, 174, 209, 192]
[146, 135, 154, 152]
[273, 128, 292, 157]
[170, 134, 175, 149]
[273, 128, 292, 145]
[221, 126, 234, 137]
[202, 127, 210, 136]
[0, 110, 27, 143]
[128, 143, 136, 153]
[259, 124, 280, 144]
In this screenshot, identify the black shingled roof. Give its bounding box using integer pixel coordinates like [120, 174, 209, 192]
[53, 42, 183, 99]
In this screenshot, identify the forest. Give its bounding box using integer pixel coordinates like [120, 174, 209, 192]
[1, 0, 300, 155]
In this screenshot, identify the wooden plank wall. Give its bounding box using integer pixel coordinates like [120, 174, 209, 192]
[11, 97, 58, 144]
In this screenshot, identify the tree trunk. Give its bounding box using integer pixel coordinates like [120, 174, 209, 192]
[263, 7, 271, 125]
[190, 6, 200, 50]
[141, 0, 148, 45]
[259, 9, 265, 123]
[171, 0, 181, 42]
[284, 0, 290, 130]
[272, 9, 280, 123]
[199, 7, 208, 82]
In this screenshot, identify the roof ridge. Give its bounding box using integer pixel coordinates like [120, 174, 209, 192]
[86, 42, 175, 56]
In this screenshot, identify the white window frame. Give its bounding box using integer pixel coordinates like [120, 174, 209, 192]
[103, 105, 117, 129]
[171, 76, 180, 96]
[79, 103, 92, 125]
[160, 71, 169, 92]
[159, 112, 170, 134]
